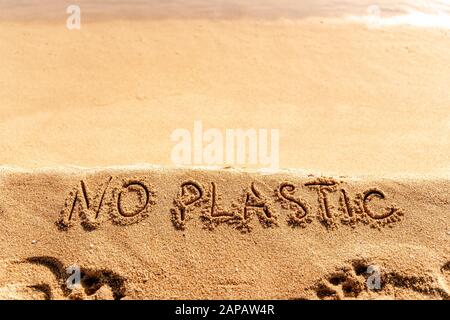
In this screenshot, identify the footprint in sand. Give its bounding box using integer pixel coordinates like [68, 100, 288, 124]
[313, 260, 369, 300]
[0, 256, 126, 300]
[314, 259, 450, 300]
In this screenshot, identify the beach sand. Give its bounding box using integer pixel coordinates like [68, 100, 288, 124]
[0, 167, 449, 299]
[1, 18, 450, 174]
[0, 14, 449, 299]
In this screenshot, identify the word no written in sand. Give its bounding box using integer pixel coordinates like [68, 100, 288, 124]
[58, 177, 404, 232]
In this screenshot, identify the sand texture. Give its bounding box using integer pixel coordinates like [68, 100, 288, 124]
[0, 167, 448, 300]
[1, 4, 450, 300]
[1, 19, 450, 175]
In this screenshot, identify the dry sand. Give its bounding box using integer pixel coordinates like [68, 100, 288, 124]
[0, 167, 449, 300]
[0, 11, 449, 299]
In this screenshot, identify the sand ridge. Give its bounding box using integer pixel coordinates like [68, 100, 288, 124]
[0, 167, 448, 299]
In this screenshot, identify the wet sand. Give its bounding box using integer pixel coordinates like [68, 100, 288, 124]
[1, 18, 450, 174]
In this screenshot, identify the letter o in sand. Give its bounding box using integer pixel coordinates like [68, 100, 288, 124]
[110, 179, 156, 226]
[117, 180, 150, 217]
